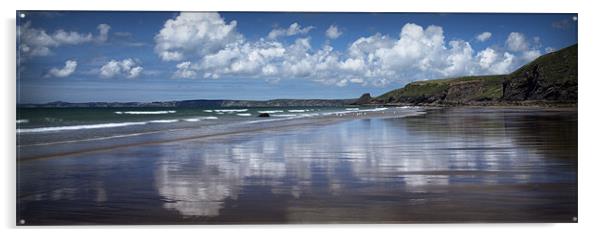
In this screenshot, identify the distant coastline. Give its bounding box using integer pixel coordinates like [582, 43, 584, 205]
[17, 98, 357, 108]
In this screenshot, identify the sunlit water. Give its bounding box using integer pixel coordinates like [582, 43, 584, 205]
[17, 108, 577, 224]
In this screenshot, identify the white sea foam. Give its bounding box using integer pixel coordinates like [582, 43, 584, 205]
[362, 108, 388, 112]
[149, 119, 179, 123]
[16, 119, 29, 124]
[214, 109, 248, 113]
[396, 106, 418, 109]
[300, 113, 321, 117]
[203, 110, 213, 112]
[115, 110, 176, 115]
[288, 109, 308, 113]
[271, 114, 297, 117]
[321, 107, 388, 116]
[17, 121, 148, 134]
[184, 116, 219, 122]
[236, 113, 252, 117]
[17, 117, 185, 134]
[258, 110, 284, 114]
[345, 108, 360, 111]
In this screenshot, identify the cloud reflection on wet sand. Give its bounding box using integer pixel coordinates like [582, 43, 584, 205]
[153, 108, 576, 221]
[17, 108, 577, 224]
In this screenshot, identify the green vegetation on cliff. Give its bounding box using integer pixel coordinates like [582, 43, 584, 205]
[372, 44, 577, 105]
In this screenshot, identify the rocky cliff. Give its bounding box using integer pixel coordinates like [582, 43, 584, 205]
[367, 44, 577, 106]
[502, 44, 577, 102]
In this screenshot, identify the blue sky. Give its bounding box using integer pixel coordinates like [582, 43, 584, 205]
[17, 11, 577, 103]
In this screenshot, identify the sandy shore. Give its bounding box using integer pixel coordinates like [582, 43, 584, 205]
[17, 107, 426, 161]
[17, 107, 576, 224]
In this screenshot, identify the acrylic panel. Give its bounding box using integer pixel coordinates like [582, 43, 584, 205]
[16, 11, 578, 225]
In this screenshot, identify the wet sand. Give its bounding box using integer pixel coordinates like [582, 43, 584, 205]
[16, 107, 577, 224]
[17, 107, 424, 160]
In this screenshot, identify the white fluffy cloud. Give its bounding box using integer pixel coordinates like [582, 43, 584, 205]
[99, 58, 143, 79]
[376, 23, 446, 73]
[174, 61, 197, 79]
[325, 25, 342, 39]
[476, 48, 498, 70]
[476, 32, 492, 42]
[154, 12, 242, 61]
[506, 32, 529, 52]
[268, 22, 314, 39]
[199, 40, 286, 79]
[443, 40, 475, 76]
[46, 60, 77, 78]
[157, 13, 549, 87]
[476, 48, 516, 74]
[505, 32, 543, 62]
[18, 22, 110, 58]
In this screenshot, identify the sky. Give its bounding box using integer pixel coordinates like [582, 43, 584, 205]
[16, 11, 577, 103]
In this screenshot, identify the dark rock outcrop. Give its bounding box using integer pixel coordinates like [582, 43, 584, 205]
[352, 93, 373, 105]
[258, 113, 270, 117]
[446, 80, 485, 102]
[502, 45, 577, 102]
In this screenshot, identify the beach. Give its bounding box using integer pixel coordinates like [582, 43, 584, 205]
[16, 107, 577, 224]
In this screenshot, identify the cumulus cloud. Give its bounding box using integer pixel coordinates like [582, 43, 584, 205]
[46, 60, 77, 78]
[18, 22, 110, 58]
[157, 13, 550, 87]
[268, 22, 314, 39]
[476, 48, 498, 70]
[174, 61, 197, 79]
[154, 12, 242, 61]
[376, 23, 447, 74]
[325, 25, 342, 39]
[198, 40, 286, 79]
[99, 58, 143, 79]
[443, 40, 475, 76]
[506, 32, 529, 52]
[97, 24, 111, 42]
[476, 48, 515, 74]
[475, 32, 492, 42]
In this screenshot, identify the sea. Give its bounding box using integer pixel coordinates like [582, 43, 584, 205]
[16, 106, 409, 159]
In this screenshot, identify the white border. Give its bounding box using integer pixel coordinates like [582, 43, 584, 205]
[2, 0, 600, 236]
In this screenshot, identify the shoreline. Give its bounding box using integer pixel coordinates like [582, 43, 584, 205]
[16, 105, 577, 161]
[17, 107, 427, 161]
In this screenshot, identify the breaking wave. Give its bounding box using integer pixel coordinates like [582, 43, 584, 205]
[17, 122, 149, 134]
[214, 109, 248, 113]
[115, 110, 176, 115]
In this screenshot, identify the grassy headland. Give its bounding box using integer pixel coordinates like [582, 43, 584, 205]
[357, 44, 577, 106]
